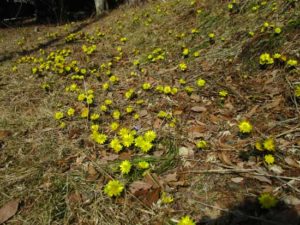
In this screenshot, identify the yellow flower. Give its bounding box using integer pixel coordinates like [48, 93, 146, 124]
[126, 106, 134, 113]
[157, 111, 168, 118]
[120, 160, 132, 174]
[179, 63, 187, 71]
[142, 82, 151, 90]
[196, 78, 206, 87]
[255, 141, 263, 151]
[219, 90, 228, 97]
[259, 53, 274, 65]
[274, 27, 281, 34]
[104, 180, 124, 197]
[81, 108, 89, 118]
[54, 111, 64, 120]
[295, 85, 300, 97]
[104, 99, 113, 105]
[125, 89, 135, 99]
[67, 108, 75, 117]
[263, 138, 275, 151]
[137, 161, 150, 169]
[193, 51, 200, 57]
[102, 82, 110, 90]
[136, 99, 144, 105]
[86, 94, 94, 104]
[273, 53, 281, 59]
[184, 86, 194, 94]
[110, 138, 123, 153]
[156, 85, 164, 92]
[121, 133, 135, 147]
[133, 113, 139, 120]
[112, 110, 121, 120]
[178, 215, 195, 225]
[171, 87, 178, 95]
[287, 59, 298, 67]
[264, 154, 275, 165]
[248, 31, 255, 37]
[208, 33, 215, 39]
[196, 140, 207, 149]
[90, 113, 100, 121]
[163, 86, 172, 94]
[91, 124, 99, 132]
[182, 48, 189, 56]
[238, 121, 253, 133]
[137, 139, 153, 153]
[109, 75, 119, 83]
[179, 78, 186, 85]
[91, 132, 107, 144]
[77, 93, 86, 101]
[100, 105, 108, 112]
[110, 122, 119, 131]
[59, 122, 66, 129]
[258, 193, 277, 209]
[161, 192, 174, 204]
[144, 130, 157, 142]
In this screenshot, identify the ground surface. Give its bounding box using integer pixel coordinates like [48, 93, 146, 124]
[0, 0, 300, 224]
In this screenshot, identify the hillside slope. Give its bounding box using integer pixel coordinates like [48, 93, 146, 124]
[0, 0, 299, 224]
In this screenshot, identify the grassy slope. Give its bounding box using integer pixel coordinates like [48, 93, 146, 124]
[0, 0, 299, 224]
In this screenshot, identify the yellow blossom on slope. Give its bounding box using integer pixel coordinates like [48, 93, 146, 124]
[258, 193, 277, 209]
[161, 192, 174, 204]
[263, 138, 275, 151]
[54, 111, 64, 120]
[91, 132, 107, 144]
[67, 108, 75, 116]
[178, 215, 195, 225]
[144, 130, 157, 142]
[104, 180, 124, 197]
[120, 160, 132, 174]
[110, 138, 123, 153]
[137, 161, 150, 169]
[264, 154, 275, 165]
[238, 121, 253, 133]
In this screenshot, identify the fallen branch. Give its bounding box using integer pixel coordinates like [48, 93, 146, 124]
[180, 168, 300, 181]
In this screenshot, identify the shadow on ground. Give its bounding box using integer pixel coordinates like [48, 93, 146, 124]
[198, 197, 300, 225]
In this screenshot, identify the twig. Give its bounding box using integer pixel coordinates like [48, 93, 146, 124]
[275, 127, 300, 138]
[274, 178, 300, 193]
[285, 75, 299, 113]
[180, 169, 300, 181]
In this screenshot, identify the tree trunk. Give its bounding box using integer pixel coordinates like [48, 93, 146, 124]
[94, 0, 107, 16]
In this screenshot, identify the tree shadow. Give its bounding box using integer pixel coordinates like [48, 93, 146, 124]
[197, 197, 300, 225]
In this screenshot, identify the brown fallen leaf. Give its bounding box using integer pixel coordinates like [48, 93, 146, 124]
[269, 165, 284, 175]
[139, 110, 148, 117]
[231, 177, 244, 183]
[144, 173, 161, 189]
[218, 151, 233, 166]
[190, 94, 200, 102]
[161, 172, 178, 183]
[118, 152, 131, 161]
[0, 199, 19, 224]
[245, 105, 259, 118]
[129, 181, 152, 195]
[178, 146, 194, 158]
[0, 130, 12, 141]
[285, 157, 300, 168]
[191, 106, 207, 112]
[86, 164, 98, 180]
[153, 118, 163, 129]
[251, 175, 272, 184]
[99, 154, 119, 164]
[67, 192, 82, 206]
